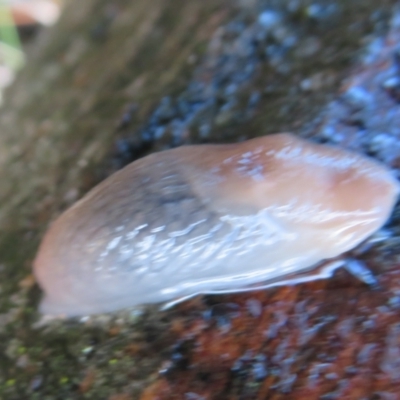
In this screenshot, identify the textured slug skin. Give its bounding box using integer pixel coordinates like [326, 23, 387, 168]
[33, 133, 400, 316]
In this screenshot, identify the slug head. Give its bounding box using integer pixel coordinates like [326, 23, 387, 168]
[186, 134, 399, 256]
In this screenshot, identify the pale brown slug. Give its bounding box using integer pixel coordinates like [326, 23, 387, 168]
[33, 133, 400, 316]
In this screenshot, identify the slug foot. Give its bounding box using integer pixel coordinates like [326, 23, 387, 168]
[160, 257, 380, 311]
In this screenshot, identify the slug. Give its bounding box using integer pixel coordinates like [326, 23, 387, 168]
[33, 133, 400, 316]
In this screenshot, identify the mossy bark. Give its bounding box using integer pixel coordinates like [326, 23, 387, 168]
[0, 0, 398, 399]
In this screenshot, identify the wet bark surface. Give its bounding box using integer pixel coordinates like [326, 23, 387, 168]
[0, 0, 400, 399]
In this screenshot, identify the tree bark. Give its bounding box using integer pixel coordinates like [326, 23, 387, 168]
[0, 0, 399, 399]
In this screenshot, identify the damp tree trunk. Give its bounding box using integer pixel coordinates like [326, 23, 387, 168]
[0, 0, 399, 399]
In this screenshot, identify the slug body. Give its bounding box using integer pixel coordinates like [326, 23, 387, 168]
[34, 134, 400, 316]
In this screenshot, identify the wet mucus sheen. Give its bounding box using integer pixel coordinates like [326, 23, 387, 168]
[34, 134, 400, 316]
